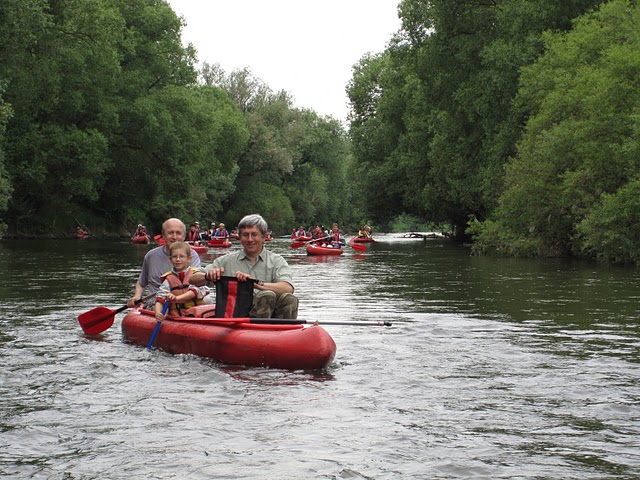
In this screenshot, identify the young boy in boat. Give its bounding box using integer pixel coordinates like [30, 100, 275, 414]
[154, 242, 209, 321]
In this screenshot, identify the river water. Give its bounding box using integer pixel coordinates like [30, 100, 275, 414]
[0, 235, 638, 479]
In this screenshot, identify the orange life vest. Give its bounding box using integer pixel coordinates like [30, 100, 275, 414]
[159, 267, 203, 316]
[186, 230, 201, 242]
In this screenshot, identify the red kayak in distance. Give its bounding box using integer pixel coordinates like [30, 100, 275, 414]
[131, 235, 150, 244]
[351, 236, 375, 243]
[292, 235, 313, 242]
[207, 238, 232, 248]
[306, 243, 344, 256]
[191, 244, 207, 254]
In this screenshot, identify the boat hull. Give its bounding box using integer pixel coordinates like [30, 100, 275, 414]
[292, 235, 312, 242]
[306, 244, 343, 256]
[207, 238, 232, 248]
[121, 309, 336, 370]
[191, 245, 207, 254]
[352, 237, 375, 243]
[131, 235, 150, 244]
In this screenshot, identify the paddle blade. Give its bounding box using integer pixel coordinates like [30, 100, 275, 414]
[290, 241, 304, 249]
[78, 306, 116, 335]
[349, 242, 367, 252]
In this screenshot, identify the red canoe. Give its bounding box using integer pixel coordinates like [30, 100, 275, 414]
[306, 244, 344, 256]
[207, 238, 232, 248]
[351, 236, 375, 243]
[292, 235, 312, 242]
[121, 308, 337, 370]
[131, 235, 150, 244]
[191, 244, 207, 254]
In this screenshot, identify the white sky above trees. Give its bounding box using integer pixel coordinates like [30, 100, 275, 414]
[166, 0, 401, 123]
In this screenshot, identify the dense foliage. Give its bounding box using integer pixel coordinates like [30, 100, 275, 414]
[199, 63, 354, 234]
[0, 0, 353, 237]
[347, 0, 606, 238]
[470, 0, 640, 264]
[3, 0, 639, 264]
[347, 0, 640, 264]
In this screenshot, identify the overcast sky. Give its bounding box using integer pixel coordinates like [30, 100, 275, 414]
[166, 0, 401, 123]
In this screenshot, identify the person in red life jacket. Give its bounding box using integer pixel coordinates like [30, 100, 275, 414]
[76, 225, 90, 238]
[186, 222, 203, 244]
[214, 222, 229, 238]
[326, 223, 344, 248]
[293, 225, 307, 238]
[133, 223, 148, 239]
[311, 225, 324, 240]
[154, 242, 209, 320]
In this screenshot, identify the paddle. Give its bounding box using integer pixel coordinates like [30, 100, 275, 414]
[290, 235, 330, 249]
[78, 293, 156, 335]
[162, 316, 392, 327]
[347, 238, 367, 253]
[147, 300, 170, 350]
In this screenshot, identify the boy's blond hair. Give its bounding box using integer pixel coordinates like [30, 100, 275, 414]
[169, 241, 191, 257]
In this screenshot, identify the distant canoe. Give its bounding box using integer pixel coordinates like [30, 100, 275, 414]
[292, 235, 312, 242]
[191, 244, 207, 254]
[351, 236, 375, 243]
[131, 235, 150, 244]
[306, 244, 343, 256]
[207, 238, 232, 248]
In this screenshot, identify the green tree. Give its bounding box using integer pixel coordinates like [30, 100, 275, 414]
[0, 87, 13, 233]
[348, 0, 605, 237]
[282, 109, 351, 229]
[1, 0, 124, 230]
[203, 65, 353, 233]
[105, 84, 248, 226]
[472, 0, 640, 263]
[0, 0, 250, 234]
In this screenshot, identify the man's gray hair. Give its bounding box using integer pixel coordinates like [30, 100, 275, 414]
[238, 214, 268, 235]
